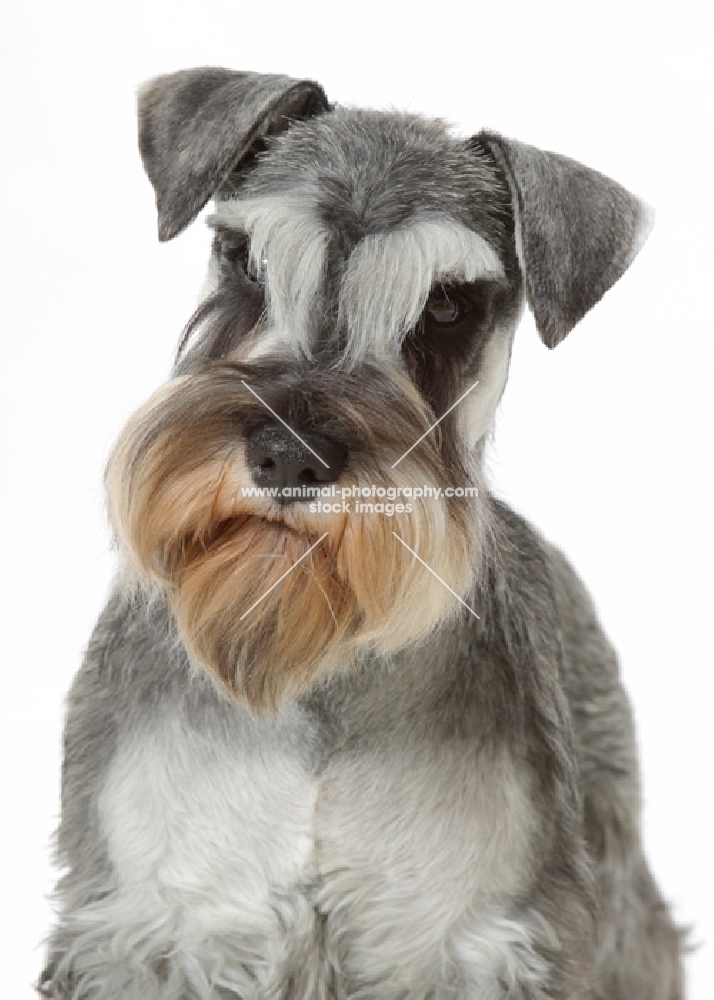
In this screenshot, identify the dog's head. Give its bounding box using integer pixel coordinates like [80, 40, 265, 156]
[107, 68, 651, 712]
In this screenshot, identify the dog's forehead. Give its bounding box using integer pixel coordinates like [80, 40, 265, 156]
[223, 107, 510, 244]
[208, 108, 515, 364]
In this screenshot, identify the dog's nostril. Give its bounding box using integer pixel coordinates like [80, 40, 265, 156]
[245, 423, 347, 501]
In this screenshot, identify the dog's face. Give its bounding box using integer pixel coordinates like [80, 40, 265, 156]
[107, 69, 651, 712]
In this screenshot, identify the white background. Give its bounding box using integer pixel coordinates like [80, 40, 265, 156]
[2, 0, 712, 994]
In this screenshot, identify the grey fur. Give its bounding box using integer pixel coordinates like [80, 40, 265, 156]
[40, 68, 683, 1000]
[482, 133, 653, 347]
[139, 68, 328, 241]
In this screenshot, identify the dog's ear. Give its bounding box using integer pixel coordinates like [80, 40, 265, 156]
[479, 133, 653, 348]
[137, 67, 329, 241]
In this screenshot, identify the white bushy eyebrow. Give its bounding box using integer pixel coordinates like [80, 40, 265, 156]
[211, 202, 504, 363]
[338, 217, 505, 363]
[211, 195, 329, 356]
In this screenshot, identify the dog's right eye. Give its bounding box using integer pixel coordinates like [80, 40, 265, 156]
[213, 231, 266, 287]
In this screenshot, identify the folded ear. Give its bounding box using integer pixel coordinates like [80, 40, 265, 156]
[480, 132, 653, 347]
[138, 67, 329, 241]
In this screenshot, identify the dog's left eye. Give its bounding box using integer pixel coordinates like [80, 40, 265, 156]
[408, 282, 496, 358]
[424, 287, 467, 326]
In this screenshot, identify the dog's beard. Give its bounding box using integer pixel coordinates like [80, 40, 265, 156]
[106, 365, 481, 713]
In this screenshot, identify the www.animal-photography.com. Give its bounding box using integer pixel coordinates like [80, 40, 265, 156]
[2, 2, 712, 997]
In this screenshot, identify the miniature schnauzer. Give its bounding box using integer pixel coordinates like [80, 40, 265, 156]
[41, 69, 683, 999]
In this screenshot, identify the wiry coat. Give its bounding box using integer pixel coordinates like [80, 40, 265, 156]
[40, 69, 683, 999]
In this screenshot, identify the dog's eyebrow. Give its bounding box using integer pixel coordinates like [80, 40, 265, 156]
[207, 218, 247, 237]
[338, 217, 504, 362]
[210, 195, 329, 355]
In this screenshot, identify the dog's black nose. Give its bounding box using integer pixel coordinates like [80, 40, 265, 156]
[245, 424, 347, 499]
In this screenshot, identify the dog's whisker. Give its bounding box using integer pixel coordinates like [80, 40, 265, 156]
[47, 66, 679, 1000]
[308, 562, 339, 627]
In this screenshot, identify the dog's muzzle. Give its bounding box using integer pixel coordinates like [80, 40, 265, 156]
[245, 424, 347, 500]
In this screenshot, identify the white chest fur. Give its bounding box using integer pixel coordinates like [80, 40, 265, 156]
[95, 712, 546, 1000]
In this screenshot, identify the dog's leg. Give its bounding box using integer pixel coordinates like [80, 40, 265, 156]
[590, 850, 684, 1000]
[39, 590, 331, 1000]
[548, 546, 685, 1000]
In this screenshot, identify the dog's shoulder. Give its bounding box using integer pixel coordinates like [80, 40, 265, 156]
[488, 496, 612, 645]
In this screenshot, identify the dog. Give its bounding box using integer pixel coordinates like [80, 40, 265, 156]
[40, 68, 684, 999]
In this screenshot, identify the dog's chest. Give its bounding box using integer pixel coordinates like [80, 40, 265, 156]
[99, 691, 536, 998]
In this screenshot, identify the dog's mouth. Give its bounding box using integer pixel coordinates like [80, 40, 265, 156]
[177, 507, 342, 569]
[108, 417, 478, 710]
[104, 363, 484, 711]
[181, 511, 297, 554]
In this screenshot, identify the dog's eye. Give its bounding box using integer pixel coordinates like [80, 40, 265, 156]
[409, 281, 497, 355]
[245, 251, 268, 286]
[213, 230, 266, 287]
[424, 287, 467, 326]
[419, 285, 479, 336]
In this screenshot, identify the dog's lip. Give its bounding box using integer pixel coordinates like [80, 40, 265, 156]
[215, 509, 307, 538]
